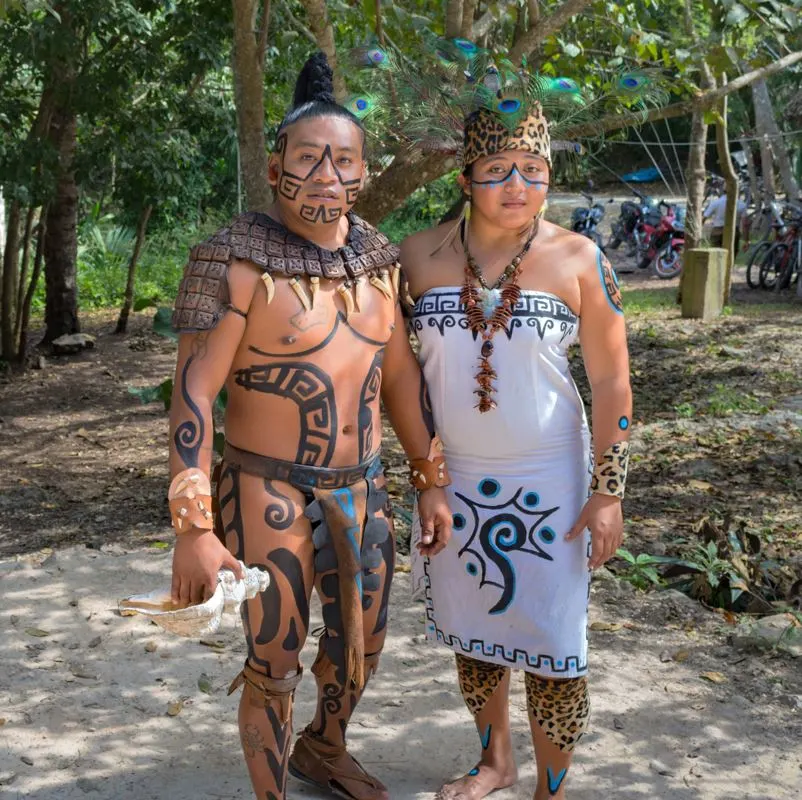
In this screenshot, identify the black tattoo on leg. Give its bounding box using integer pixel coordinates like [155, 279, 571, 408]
[219, 464, 245, 560]
[264, 480, 296, 530]
[267, 547, 310, 643]
[243, 724, 265, 759]
[174, 356, 204, 467]
[234, 362, 337, 466]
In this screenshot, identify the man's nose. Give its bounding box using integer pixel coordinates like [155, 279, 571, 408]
[312, 154, 337, 181]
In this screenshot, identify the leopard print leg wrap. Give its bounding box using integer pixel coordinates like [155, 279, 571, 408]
[455, 654, 508, 717]
[525, 673, 590, 752]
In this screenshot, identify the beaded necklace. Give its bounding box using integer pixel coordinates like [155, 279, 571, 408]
[460, 220, 538, 413]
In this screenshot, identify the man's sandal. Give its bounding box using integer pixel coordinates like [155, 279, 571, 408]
[288, 726, 389, 800]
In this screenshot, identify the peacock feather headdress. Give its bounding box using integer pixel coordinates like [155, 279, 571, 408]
[346, 37, 669, 169]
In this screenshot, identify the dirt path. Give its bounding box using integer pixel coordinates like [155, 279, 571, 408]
[1, 545, 800, 800]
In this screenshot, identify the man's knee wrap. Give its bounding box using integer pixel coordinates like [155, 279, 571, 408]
[455, 654, 508, 716]
[524, 673, 589, 752]
[311, 640, 382, 684]
[227, 660, 303, 722]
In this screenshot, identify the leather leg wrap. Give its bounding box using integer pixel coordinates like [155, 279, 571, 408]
[524, 673, 590, 753]
[455, 653, 508, 717]
[227, 661, 303, 723]
[311, 644, 381, 684]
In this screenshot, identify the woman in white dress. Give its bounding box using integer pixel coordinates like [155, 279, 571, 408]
[400, 100, 632, 800]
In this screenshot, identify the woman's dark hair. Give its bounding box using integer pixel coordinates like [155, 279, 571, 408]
[277, 52, 365, 153]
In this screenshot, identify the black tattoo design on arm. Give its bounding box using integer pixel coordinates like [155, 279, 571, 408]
[597, 250, 623, 314]
[173, 356, 204, 467]
[234, 362, 337, 466]
[358, 350, 384, 462]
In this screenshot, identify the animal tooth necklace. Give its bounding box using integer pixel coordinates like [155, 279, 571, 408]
[460, 219, 539, 413]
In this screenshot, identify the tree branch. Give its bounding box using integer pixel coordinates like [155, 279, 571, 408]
[563, 50, 802, 139]
[284, 6, 317, 45]
[509, 0, 594, 64]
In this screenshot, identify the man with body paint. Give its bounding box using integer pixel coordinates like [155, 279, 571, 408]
[167, 53, 452, 800]
[402, 96, 632, 798]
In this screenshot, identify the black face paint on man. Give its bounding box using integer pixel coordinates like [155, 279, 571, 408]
[271, 117, 365, 226]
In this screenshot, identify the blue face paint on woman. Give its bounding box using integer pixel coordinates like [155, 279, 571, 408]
[471, 163, 549, 189]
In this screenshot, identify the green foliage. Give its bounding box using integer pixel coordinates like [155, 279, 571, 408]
[614, 547, 666, 590]
[653, 515, 796, 612]
[378, 171, 462, 242]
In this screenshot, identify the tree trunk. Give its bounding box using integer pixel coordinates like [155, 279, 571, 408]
[751, 78, 799, 201]
[460, 0, 477, 38]
[716, 89, 738, 305]
[232, 0, 272, 213]
[18, 211, 46, 364]
[1, 198, 21, 360]
[44, 107, 80, 344]
[445, 0, 463, 38]
[354, 153, 457, 226]
[298, 0, 346, 102]
[115, 204, 153, 334]
[15, 205, 36, 344]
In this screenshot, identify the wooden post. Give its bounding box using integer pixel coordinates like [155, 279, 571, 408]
[681, 248, 727, 321]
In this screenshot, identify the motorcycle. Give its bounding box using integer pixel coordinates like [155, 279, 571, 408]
[637, 201, 685, 279]
[570, 192, 611, 250]
[607, 190, 660, 256]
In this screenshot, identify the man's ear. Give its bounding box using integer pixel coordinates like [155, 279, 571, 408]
[268, 154, 280, 187]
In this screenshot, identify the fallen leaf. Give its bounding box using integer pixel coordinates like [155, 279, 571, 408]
[0, 718, 6, 726]
[689, 480, 714, 492]
[144, 641, 158, 653]
[199, 639, 225, 650]
[673, 650, 690, 663]
[700, 671, 727, 684]
[197, 674, 213, 694]
[166, 700, 183, 717]
[590, 622, 623, 632]
[394, 563, 411, 573]
[25, 628, 50, 638]
[150, 541, 170, 550]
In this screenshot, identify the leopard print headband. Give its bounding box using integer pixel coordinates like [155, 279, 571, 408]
[463, 104, 551, 169]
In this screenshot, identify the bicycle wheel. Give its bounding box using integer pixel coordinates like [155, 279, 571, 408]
[746, 241, 771, 289]
[758, 243, 788, 290]
[776, 241, 800, 290]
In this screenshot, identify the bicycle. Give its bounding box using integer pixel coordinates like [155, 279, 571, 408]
[745, 201, 787, 289]
[758, 213, 802, 291]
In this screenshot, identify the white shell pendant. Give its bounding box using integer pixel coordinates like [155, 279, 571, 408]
[118, 563, 269, 638]
[479, 287, 502, 316]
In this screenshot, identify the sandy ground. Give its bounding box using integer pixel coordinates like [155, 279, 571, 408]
[1, 545, 800, 800]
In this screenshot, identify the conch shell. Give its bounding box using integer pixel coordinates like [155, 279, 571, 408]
[118, 562, 269, 638]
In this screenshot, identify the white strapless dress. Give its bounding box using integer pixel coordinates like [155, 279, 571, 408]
[411, 287, 591, 678]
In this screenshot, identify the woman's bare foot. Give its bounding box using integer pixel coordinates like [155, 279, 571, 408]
[435, 762, 518, 800]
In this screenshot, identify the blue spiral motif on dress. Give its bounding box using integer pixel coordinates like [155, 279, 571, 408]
[457, 484, 560, 616]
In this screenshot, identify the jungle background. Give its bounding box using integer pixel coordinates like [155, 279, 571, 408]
[1, 1, 801, 798]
